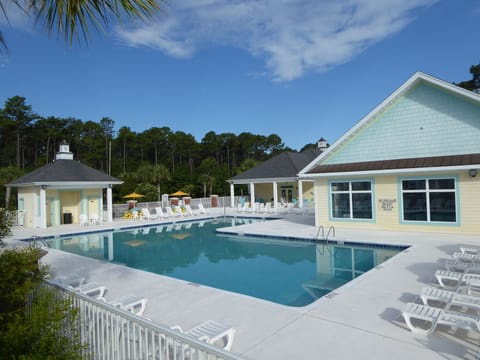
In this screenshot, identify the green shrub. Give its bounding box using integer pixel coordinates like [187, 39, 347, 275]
[0, 247, 87, 359]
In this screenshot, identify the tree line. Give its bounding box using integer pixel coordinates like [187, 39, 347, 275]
[0, 96, 315, 205]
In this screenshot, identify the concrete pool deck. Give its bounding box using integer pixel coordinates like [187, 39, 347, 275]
[5, 208, 480, 359]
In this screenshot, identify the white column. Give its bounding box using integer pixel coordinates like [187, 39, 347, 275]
[298, 180, 303, 208]
[273, 182, 278, 209]
[230, 182, 235, 208]
[249, 182, 255, 205]
[313, 178, 319, 227]
[106, 186, 113, 222]
[107, 233, 114, 261]
[39, 187, 47, 228]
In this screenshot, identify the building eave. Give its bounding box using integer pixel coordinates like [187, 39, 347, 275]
[301, 164, 480, 179]
[6, 181, 123, 188]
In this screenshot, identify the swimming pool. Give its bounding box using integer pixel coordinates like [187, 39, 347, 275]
[45, 218, 403, 306]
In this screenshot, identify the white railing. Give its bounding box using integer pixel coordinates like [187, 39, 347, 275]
[112, 196, 240, 218]
[45, 282, 245, 360]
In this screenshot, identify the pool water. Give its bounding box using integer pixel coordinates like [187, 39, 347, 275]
[45, 218, 403, 306]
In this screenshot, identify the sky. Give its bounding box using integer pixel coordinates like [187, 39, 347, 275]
[0, 0, 479, 151]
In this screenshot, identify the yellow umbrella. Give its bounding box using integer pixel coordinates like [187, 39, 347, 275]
[122, 192, 145, 199]
[169, 190, 189, 197]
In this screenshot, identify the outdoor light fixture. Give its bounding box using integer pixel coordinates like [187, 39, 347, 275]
[469, 169, 477, 178]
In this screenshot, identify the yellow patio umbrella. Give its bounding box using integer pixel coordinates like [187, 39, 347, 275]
[169, 190, 189, 197]
[122, 192, 145, 199]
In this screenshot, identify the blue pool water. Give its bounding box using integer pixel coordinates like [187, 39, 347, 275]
[45, 218, 403, 306]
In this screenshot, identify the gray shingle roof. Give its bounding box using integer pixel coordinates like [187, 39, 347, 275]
[230, 149, 321, 181]
[7, 159, 122, 186]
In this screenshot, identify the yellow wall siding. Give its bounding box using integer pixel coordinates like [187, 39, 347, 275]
[302, 181, 315, 204]
[314, 172, 480, 234]
[255, 183, 273, 202]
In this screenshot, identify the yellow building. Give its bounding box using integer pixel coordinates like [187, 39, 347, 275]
[299, 72, 480, 234]
[6, 141, 123, 228]
[228, 143, 327, 209]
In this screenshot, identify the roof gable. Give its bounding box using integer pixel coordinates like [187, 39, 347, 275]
[300, 72, 480, 175]
[230, 149, 320, 182]
[7, 159, 122, 186]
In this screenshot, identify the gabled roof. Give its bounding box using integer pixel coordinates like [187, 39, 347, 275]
[230, 149, 321, 183]
[300, 72, 480, 177]
[7, 159, 122, 187]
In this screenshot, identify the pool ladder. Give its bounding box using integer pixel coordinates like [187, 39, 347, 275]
[315, 225, 336, 242]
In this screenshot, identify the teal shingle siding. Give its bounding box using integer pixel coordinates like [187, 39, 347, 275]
[323, 82, 480, 165]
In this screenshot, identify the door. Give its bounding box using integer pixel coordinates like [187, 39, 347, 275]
[46, 197, 55, 226]
[88, 198, 100, 220]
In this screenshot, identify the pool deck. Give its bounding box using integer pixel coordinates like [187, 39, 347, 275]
[5, 208, 480, 359]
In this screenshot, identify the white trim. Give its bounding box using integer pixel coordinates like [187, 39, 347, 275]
[9, 181, 122, 189]
[230, 177, 298, 184]
[299, 71, 480, 176]
[302, 164, 480, 178]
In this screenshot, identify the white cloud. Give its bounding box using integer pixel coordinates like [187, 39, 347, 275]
[116, 0, 438, 81]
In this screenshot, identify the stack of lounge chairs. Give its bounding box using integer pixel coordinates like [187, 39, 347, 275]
[402, 245, 480, 334]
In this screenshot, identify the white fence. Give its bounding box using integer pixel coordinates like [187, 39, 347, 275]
[113, 196, 239, 218]
[43, 282, 245, 360]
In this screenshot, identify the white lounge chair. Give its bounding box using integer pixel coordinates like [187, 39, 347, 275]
[402, 302, 480, 334]
[155, 207, 169, 219]
[166, 206, 180, 218]
[435, 269, 480, 290]
[453, 252, 480, 262]
[56, 278, 106, 300]
[185, 204, 197, 216]
[142, 208, 158, 220]
[173, 205, 186, 217]
[171, 320, 235, 351]
[460, 246, 480, 255]
[90, 213, 101, 225]
[198, 203, 209, 215]
[110, 295, 147, 316]
[79, 214, 89, 227]
[420, 286, 480, 312]
[131, 210, 143, 221]
[444, 259, 480, 273]
[237, 203, 246, 213]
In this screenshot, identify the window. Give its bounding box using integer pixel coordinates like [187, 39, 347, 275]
[401, 178, 456, 223]
[330, 181, 373, 220]
[333, 247, 375, 280]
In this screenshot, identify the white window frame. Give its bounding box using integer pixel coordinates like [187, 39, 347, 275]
[400, 177, 457, 223]
[330, 180, 373, 220]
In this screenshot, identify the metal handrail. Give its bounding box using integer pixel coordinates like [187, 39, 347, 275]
[315, 225, 325, 241]
[325, 226, 336, 241]
[44, 281, 245, 360]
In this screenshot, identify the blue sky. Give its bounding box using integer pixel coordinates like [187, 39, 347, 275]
[1, 0, 479, 151]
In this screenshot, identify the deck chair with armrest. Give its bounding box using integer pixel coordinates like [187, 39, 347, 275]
[198, 203, 210, 215]
[452, 252, 480, 263]
[109, 294, 147, 316]
[435, 269, 480, 290]
[155, 207, 169, 219]
[170, 320, 235, 352]
[420, 286, 480, 312]
[444, 259, 480, 273]
[166, 206, 181, 218]
[402, 302, 480, 335]
[141, 208, 158, 220]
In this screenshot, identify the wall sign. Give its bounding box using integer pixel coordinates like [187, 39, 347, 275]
[379, 199, 396, 211]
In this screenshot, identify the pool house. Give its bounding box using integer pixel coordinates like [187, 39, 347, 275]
[6, 141, 123, 228]
[228, 142, 326, 209]
[299, 72, 480, 234]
